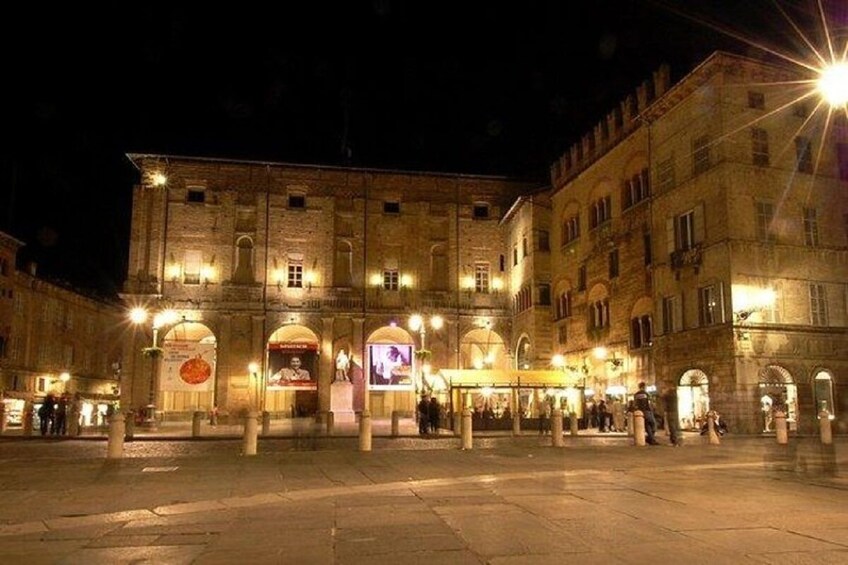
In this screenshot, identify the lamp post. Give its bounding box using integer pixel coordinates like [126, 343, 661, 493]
[408, 314, 443, 395]
[129, 306, 179, 426]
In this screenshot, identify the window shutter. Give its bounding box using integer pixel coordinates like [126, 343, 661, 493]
[694, 202, 705, 244]
[666, 217, 676, 254]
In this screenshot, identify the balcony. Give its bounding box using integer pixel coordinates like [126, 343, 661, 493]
[670, 244, 702, 270]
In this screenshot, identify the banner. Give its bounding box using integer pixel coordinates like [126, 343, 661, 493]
[369, 344, 414, 389]
[161, 341, 216, 392]
[267, 343, 318, 389]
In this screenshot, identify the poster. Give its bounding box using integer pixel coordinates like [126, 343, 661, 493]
[161, 341, 216, 392]
[369, 344, 414, 388]
[267, 342, 318, 389]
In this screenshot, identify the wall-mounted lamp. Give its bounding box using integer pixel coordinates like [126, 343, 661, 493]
[151, 172, 168, 187]
[166, 264, 182, 283]
[59, 372, 71, 383]
[400, 274, 413, 289]
[492, 278, 504, 292]
[273, 269, 286, 288]
[370, 273, 383, 288]
[200, 265, 215, 285]
[305, 271, 317, 291]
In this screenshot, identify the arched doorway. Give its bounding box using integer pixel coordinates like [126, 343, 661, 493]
[461, 328, 508, 370]
[366, 325, 415, 417]
[813, 370, 836, 420]
[266, 324, 319, 417]
[758, 365, 798, 431]
[160, 322, 217, 416]
[515, 335, 531, 370]
[677, 369, 709, 431]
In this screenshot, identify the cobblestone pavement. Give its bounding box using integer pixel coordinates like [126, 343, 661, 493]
[0, 435, 845, 564]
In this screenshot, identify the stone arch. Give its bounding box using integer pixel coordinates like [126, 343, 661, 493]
[758, 364, 799, 429]
[366, 325, 416, 388]
[515, 334, 532, 370]
[677, 368, 710, 431]
[460, 327, 507, 370]
[160, 322, 218, 413]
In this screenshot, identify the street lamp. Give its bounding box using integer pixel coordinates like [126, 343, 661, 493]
[408, 314, 443, 394]
[129, 306, 179, 425]
[248, 362, 262, 412]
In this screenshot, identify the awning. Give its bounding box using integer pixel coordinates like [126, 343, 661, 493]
[438, 369, 582, 388]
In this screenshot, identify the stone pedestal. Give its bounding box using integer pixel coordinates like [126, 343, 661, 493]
[330, 381, 356, 424]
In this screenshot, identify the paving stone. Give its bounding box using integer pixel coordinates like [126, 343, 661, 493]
[85, 534, 160, 548]
[684, 527, 843, 553]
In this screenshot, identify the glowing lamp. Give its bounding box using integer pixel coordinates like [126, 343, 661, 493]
[818, 62, 848, 107]
[129, 307, 149, 325]
[59, 372, 71, 383]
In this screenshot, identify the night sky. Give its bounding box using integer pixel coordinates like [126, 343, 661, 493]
[2, 1, 837, 296]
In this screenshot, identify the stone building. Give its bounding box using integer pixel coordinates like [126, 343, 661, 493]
[121, 156, 534, 421]
[0, 231, 124, 432]
[549, 52, 848, 434]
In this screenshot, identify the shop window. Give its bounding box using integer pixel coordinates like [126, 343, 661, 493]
[751, 128, 770, 166]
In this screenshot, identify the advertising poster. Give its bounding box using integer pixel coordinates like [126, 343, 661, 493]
[161, 341, 216, 392]
[267, 343, 318, 389]
[369, 344, 414, 388]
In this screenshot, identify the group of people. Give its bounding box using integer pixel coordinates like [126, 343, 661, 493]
[36, 394, 69, 436]
[417, 394, 441, 435]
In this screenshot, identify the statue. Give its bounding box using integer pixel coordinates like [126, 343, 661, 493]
[334, 349, 351, 382]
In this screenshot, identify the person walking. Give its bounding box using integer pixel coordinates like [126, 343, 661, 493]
[417, 394, 430, 435]
[634, 382, 659, 445]
[662, 388, 681, 446]
[54, 396, 68, 436]
[38, 395, 55, 436]
[428, 396, 440, 435]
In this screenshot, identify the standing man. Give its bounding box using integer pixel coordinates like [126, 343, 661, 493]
[634, 382, 659, 445]
[662, 388, 681, 446]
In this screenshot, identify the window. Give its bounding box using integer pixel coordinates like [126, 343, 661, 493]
[675, 210, 696, 251]
[183, 251, 202, 284]
[537, 284, 551, 306]
[794, 103, 809, 118]
[187, 188, 206, 203]
[809, 283, 827, 326]
[499, 254, 505, 272]
[751, 128, 770, 166]
[287, 259, 303, 288]
[657, 157, 675, 192]
[608, 249, 619, 279]
[814, 372, 836, 418]
[577, 265, 587, 292]
[474, 263, 490, 293]
[288, 194, 306, 209]
[623, 168, 651, 209]
[589, 299, 610, 329]
[663, 296, 679, 333]
[631, 315, 653, 348]
[522, 236, 528, 258]
[512, 246, 518, 266]
[698, 284, 724, 326]
[803, 207, 819, 246]
[233, 237, 255, 284]
[536, 230, 550, 252]
[643, 233, 652, 266]
[472, 203, 489, 219]
[557, 291, 573, 319]
[558, 324, 568, 346]
[756, 202, 775, 242]
[383, 201, 401, 214]
[747, 91, 765, 109]
[693, 135, 711, 175]
[795, 137, 813, 173]
[383, 269, 399, 291]
[590, 196, 612, 229]
[562, 214, 580, 245]
[0, 257, 7, 276]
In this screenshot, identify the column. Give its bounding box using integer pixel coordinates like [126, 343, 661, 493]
[319, 316, 335, 414]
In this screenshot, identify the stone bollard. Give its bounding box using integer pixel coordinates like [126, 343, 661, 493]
[23, 402, 34, 437]
[107, 414, 125, 459]
[551, 409, 564, 447]
[461, 407, 473, 450]
[192, 411, 204, 438]
[359, 409, 372, 452]
[0, 403, 6, 435]
[569, 412, 579, 437]
[391, 410, 400, 437]
[707, 412, 721, 445]
[774, 410, 788, 445]
[262, 411, 271, 436]
[124, 412, 135, 441]
[326, 411, 335, 436]
[512, 412, 521, 436]
[453, 411, 461, 437]
[819, 410, 833, 445]
[243, 411, 258, 456]
[626, 411, 634, 437]
[633, 410, 646, 446]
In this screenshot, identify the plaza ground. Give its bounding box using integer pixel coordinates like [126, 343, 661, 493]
[0, 432, 846, 564]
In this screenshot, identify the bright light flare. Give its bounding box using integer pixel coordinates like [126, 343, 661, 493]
[817, 62, 848, 107]
[129, 307, 148, 325]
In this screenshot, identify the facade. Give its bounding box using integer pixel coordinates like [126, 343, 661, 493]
[0, 231, 124, 432]
[121, 157, 534, 421]
[549, 52, 848, 434]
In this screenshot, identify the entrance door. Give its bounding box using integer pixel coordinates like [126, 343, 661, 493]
[678, 369, 709, 431]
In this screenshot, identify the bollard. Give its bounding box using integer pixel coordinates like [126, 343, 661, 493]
[192, 410, 203, 438]
[626, 411, 634, 437]
[819, 409, 833, 445]
[551, 409, 564, 447]
[707, 412, 721, 445]
[358, 409, 372, 452]
[107, 414, 125, 459]
[391, 410, 400, 437]
[461, 407, 473, 450]
[243, 411, 258, 456]
[0, 403, 6, 435]
[124, 412, 135, 441]
[326, 411, 335, 436]
[774, 410, 788, 445]
[569, 412, 579, 437]
[512, 412, 521, 436]
[453, 411, 461, 437]
[261, 411, 271, 436]
[633, 410, 646, 446]
[23, 402, 34, 437]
